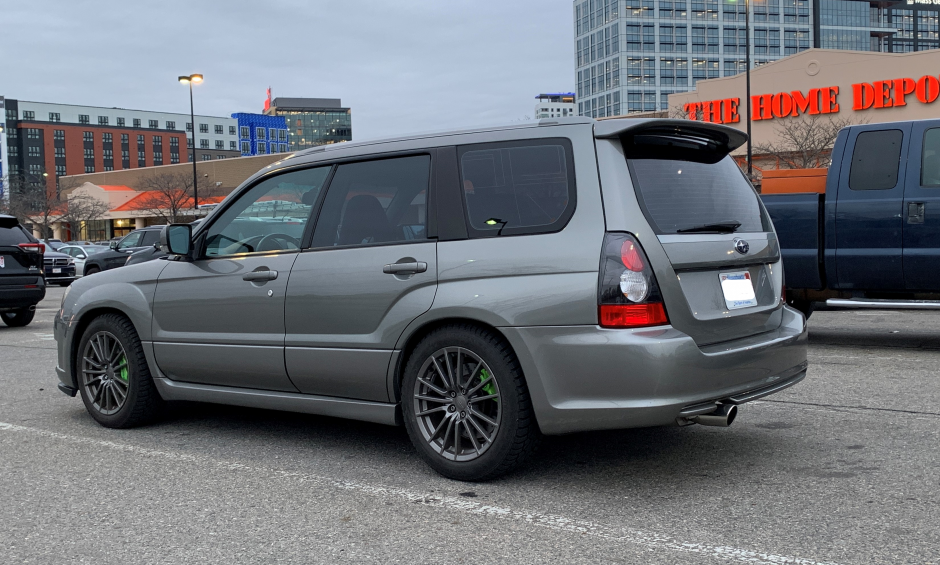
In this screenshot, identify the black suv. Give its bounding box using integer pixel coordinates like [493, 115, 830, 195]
[0, 215, 46, 327]
[82, 226, 164, 276]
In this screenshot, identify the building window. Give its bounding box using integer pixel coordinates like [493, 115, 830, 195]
[200, 139, 209, 148]
[256, 127, 266, 139]
[154, 151, 163, 162]
[215, 140, 224, 149]
[214, 124, 223, 134]
[133, 118, 141, 128]
[121, 133, 129, 144]
[149, 119, 158, 129]
[278, 130, 287, 141]
[54, 147, 65, 158]
[7, 127, 17, 139]
[103, 148, 114, 159]
[48, 112, 60, 122]
[84, 148, 95, 159]
[279, 143, 288, 152]
[27, 128, 40, 139]
[271, 144, 279, 153]
[85, 165, 95, 173]
[117, 117, 126, 127]
[98, 116, 109, 125]
[229, 125, 236, 135]
[216, 155, 226, 159]
[137, 134, 145, 145]
[170, 152, 179, 164]
[199, 123, 209, 133]
[240, 126, 250, 138]
[83, 131, 94, 142]
[28, 146, 41, 157]
[201, 154, 212, 161]
[153, 135, 162, 145]
[230, 140, 237, 150]
[170, 137, 179, 147]
[269, 128, 277, 139]
[22, 110, 35, 120]
[103, 132, 113, 143]
[186, 122, 193, 132]
[104, 165, 114, 171]
[187, 138, 193, 148]
[53, 130, 65, 140]
[241, 141, 250, 153]
[122, 149, 129, 159]
[257, 143, 266, 154]
[138, 150, 146, 161]
[55, 165, 66, 177]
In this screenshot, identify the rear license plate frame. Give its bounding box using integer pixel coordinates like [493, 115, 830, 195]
[719, 271, 758, 310]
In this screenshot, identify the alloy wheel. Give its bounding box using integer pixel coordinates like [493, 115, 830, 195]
[413, 347, 501, 462]
[81, 331, 130, 416]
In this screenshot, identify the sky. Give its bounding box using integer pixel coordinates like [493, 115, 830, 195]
[2, 0, 575, 141]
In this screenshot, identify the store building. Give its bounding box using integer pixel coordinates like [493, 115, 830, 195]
[668, 48, 940, 158]
[574, 0, 940, 118]
[3, 99, 240, 194]
[535, 93, 577, 118]
[231, 113, 289, 156]
[263, 97, 352, 151]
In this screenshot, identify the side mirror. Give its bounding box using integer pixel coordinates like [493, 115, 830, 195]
[109, 240, 118, 250]
[160, 224, 193, 258]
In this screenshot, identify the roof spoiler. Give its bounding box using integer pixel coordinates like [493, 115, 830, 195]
[594, 118, 747, 159]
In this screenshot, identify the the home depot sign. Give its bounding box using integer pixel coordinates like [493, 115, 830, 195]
[683, 74, 940, 123]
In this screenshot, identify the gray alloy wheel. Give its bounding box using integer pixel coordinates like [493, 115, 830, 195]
[81, 330, 130, 416]
[412, 347, 502, 462]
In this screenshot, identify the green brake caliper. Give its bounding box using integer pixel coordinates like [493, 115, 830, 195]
[119, 356, 129, 382]
[479, 368, 497, 399]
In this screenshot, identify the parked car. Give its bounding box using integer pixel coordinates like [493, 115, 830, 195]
[42, 249, 77, 286]
[0, 215, 45, 327]
[58, 244, 110, 276]
[761, 118, 940, 318]
[55, 118, 808, 480]
[43, 239, 66, 251]
[81, 226, 164, 276]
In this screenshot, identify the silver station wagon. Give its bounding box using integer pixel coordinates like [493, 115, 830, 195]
[55, 118, 808, 481]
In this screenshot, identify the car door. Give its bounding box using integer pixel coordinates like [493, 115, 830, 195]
[151, 166, 331, 391]
[285, 154, 438, 402]
[833, 125, 911, 290]
[902, 122, 940, 291]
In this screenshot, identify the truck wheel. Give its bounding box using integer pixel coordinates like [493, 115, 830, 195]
[1, 308, 35, 327]
[84, 266, 100, 276]
[789, 299, 814, 319]
[401, 324, 541, 481]
[77, 313, 164, 428]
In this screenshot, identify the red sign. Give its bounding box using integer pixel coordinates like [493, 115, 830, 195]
[263, 87, 272, 112]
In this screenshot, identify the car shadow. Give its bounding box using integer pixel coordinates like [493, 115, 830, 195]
[809, 327, 940, 351]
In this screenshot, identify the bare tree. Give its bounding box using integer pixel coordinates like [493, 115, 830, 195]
[60, 193, 110, 241]
[1, 173, 65, 238]
[754, 114, 856, 169]
[129, 171, 213, 224]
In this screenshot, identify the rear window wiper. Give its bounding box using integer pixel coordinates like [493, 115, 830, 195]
[675, 221, 742, 234]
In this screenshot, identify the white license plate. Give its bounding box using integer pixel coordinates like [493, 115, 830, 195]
[719, 271, 758, 310]
[52, 268, 61, 273]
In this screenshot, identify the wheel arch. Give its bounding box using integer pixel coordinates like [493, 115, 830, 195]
[68, 307, 140, 388]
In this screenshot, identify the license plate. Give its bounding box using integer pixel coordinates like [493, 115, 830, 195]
[52, 268, 61, 273]
[719, 271, 758, 310]
[0, 256, 4, 268]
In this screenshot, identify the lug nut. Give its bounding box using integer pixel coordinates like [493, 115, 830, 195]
[460, 411, 466, 418]
[450, 391, 457, 398]
[448, 405, 456, 412]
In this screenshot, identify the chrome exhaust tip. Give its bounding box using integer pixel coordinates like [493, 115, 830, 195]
[691, 403, 737, 427]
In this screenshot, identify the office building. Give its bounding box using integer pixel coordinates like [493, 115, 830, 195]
[3, 99, 240, 194]
[263, 97, 352, 151]
[573, 0, 938, 118]
[231, 113, 289, 156]
[535, 93, 577, 118]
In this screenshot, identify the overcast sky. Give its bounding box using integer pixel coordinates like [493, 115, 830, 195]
[2, 1, 575, 140]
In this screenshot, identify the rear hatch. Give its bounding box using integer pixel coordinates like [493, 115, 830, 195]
[0, 217, 44, 286]
[595, 120, 783, 346]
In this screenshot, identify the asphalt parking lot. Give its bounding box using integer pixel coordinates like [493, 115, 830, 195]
[1, 285, 937, 564]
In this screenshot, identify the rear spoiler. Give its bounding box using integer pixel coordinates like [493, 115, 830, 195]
[594, 118, 747, 162]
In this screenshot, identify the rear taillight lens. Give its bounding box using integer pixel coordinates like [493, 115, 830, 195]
[18, 243, 45, 254]
[598, 233, 668, 328]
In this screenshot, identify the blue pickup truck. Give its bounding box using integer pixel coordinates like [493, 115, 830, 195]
[762, 119, 940, 317]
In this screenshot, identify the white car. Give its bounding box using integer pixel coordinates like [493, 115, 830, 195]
[58, 245, 110, 276]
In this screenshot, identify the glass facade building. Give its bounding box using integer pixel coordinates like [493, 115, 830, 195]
[574, 0, 938, 117]
[263, 97, 352, 152]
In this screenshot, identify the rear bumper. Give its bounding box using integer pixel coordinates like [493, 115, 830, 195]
[0, 286, 46, 311]
[502, 305, 808, 435]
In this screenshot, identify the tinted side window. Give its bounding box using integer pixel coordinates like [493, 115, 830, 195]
[140, 230, 160, 247]
[311, 155, 430, 248]
[117, 231, 143, 249]
[205, 167, 330, 257]
[458, 139, 575, 237]
[849, 130, 903, 191]
[921, 128, 940, 187]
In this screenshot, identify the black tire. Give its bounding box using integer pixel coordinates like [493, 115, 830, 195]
[1, 308, 35, 327]
[84, 266, 100, 276]
[76, 313, 164, 428]
[401, 324, 541, 481]
[788, 299, 814, 319]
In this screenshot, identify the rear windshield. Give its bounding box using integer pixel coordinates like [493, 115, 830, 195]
[0, 224, 34, 246]
[627, 156, 768, 234]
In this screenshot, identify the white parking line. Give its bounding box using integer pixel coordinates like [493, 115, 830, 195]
[0, 421, 843, 565]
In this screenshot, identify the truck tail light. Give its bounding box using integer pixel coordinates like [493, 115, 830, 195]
[18, 243, 45, 254]
[598, 233, 668, 329]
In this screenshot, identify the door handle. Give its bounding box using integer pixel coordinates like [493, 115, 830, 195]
[383, 262, 428, 274]
[243, 270, 278, 282]
[908, 202, 925, 224]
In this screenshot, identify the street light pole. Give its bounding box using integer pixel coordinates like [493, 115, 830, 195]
[178, 74, 203, 213]
[745, 0, 753, 178]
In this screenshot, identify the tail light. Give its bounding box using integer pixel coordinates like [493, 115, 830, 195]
[18, 243, 45, 254]
[598, 233, 668, 328]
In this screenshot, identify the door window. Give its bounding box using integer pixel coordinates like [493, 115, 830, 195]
[921, 128, 940, 187]
[205, 167, 330, 257]
[849, 130, 903, 191]
[140, 230, 160, 247]
[311, 155, 431, 248]
[116, 231, 143, 250]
